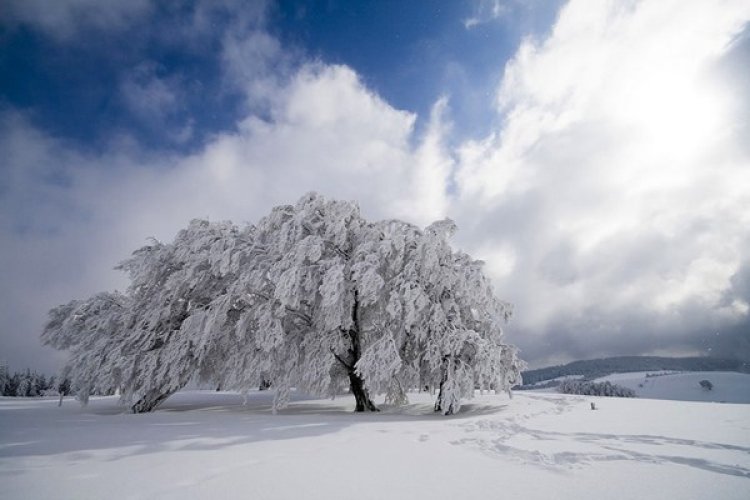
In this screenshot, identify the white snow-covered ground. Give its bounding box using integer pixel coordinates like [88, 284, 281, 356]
[1, 390, 749, 500]
[594, 371, 750, 403]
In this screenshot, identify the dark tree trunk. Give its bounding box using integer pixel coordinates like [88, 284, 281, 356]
[131, 388, 175, 413]
[434, 358, 456, 415]
[349, 371, 379, 412]
[434, 371, 448, 413]
[435, 384, 457, 415]
[338, 292, 379, 412]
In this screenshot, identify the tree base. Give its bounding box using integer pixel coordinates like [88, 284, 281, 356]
[434, 384, 458, 416]
[349, 371, 379, 412]
[131, 389, 174, 413]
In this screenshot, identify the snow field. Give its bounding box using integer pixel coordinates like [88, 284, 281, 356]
[1, 390, 749, 499]
[594, 371, 750, 403]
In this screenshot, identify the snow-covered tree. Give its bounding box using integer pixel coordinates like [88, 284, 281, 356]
[43, 220, 250, 411]
[16, 369, 45, 397]
[43, 193, 523, 414]
[226, 195, 383, 411]
[0, 360, 8, 395]
[416, 221, 522, 414]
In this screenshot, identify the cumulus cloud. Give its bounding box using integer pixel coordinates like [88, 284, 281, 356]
[453, 0, 750, 365]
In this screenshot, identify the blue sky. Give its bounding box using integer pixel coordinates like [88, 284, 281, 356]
[0, 1, 562, 153]
[1, 0, 750, 373]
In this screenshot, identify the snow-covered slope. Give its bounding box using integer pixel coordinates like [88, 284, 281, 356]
[594, 371, 750, 403]
[1, 391, 749, 499]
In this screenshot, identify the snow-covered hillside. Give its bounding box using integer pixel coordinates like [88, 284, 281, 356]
[594, 371, 750, 403]
[1, 391, 748, 499]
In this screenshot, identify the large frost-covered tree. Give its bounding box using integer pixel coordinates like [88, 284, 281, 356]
[43, 193, 523, 414]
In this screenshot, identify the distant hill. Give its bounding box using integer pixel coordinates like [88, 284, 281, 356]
[517, 356, 749, 389]
[593, 371, 750, 403]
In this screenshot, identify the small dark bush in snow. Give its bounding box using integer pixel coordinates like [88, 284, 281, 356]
[558, 380, 635, 397]
[699, 379, 713, 391]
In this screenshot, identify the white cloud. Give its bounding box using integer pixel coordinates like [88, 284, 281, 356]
[453, 0, 750, 364]
[0, 0, 152, 39]
[220, 26, 291, 113]
[118, 63, 195, 144]
[464, 0, 511, 29]
[120, 64, 177, 118]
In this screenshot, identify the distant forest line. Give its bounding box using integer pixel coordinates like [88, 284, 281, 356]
[517, 356, 749, 390]
[0, 367, 72, 397]
[3, 356, 747, 397]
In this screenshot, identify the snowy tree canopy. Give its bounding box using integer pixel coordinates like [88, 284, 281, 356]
[43, 193, 524, 414]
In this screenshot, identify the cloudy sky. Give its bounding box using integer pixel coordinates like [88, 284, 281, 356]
[1, 0, 749, 373]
